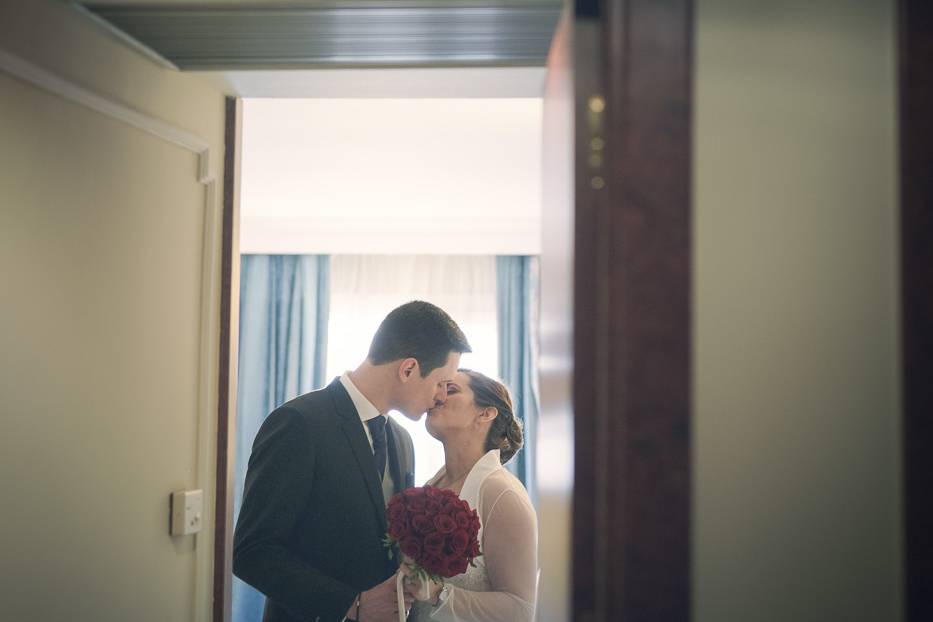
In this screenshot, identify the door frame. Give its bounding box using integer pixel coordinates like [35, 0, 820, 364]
[899, 1, 933, 620]
[214, 95, 241, 622]
[570, 1, 693, 619]
[212, 2, 931, 620]
[211, 3, 697, 620]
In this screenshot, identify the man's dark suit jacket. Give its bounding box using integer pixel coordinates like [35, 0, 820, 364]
[233, 378, 415, 622]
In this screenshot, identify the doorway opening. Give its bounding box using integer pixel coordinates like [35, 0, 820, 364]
[229, 80, 559, 622]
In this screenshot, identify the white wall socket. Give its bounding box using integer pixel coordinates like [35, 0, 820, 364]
[170, 489, 203, 536]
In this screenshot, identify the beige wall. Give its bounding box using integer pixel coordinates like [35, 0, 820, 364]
[0, 2, 226, 621]
[693, 1, 901, 620]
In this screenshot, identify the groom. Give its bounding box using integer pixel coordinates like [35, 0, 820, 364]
[234, 300, 471, 622]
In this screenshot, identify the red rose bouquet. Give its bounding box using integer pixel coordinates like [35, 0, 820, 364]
[384, 485, 482, 584]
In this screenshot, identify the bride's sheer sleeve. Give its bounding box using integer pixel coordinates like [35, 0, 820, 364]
[429, 474, 538, 622]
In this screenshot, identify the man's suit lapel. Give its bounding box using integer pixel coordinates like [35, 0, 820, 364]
[326, 380, 387, 533]
[386, 420, 406, 495]
[384, 419, 410, 573]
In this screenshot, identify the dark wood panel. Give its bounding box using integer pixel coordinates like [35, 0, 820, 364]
[900, 2, 933, 620]
[573, 1, 693, 620]
[571, 14, 604, 620]
[213, 96, 238, 622]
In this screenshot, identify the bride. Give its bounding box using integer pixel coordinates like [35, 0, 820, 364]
[408, 369, 538, 622]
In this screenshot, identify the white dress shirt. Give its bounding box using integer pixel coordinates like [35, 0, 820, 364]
[339, 372, 395, 501]
[339, 372, 382, 448]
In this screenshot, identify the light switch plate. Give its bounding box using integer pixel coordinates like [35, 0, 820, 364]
[170, 489, 203, 536]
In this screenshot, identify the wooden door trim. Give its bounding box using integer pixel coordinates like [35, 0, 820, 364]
[900, 2, 933, 620]
[572, 1, 693, 620]
[214, 96, 240, 622]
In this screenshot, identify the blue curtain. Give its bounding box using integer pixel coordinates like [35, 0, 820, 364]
[496, 256, 540, 505]
[232, 255, 330, 622]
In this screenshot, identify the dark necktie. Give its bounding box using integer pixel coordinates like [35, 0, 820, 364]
[366, 416, 387, 481]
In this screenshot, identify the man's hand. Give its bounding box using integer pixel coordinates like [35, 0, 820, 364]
[354, 572, 414, 622]
[399, 564, 442, 604]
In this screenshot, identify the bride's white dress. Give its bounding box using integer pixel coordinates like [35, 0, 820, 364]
[409, 450, 538, 622]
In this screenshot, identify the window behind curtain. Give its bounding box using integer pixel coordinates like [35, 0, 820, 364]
[325, 255, 498, 485]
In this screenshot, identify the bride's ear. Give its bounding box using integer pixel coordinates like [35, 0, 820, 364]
[480, 406, 499, 422]
[398, 358, 419, 382]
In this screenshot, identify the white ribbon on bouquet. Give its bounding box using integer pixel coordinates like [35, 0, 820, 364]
[396, 562, 433, 622]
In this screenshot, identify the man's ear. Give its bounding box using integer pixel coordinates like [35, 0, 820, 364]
[398, 358, 419, 383]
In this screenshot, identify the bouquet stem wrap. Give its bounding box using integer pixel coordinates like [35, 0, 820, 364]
[395, 567, 432, 622]
[396, 572, 405, 622]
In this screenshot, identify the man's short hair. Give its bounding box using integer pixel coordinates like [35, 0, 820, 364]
[368, 301, 472, 376]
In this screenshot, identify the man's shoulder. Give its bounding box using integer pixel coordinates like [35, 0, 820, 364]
[280, 384, 334, 410]
[268, 384, 343, 426]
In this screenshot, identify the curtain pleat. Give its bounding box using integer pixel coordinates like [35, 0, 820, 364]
[496, 256, 540, 504]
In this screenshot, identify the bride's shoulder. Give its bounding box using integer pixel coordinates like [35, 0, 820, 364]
[478, 468, 534, 511]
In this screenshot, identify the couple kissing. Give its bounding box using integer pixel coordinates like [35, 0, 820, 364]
[233, 301, 538, 622]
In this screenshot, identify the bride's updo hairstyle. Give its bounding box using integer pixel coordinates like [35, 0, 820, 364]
[460, 369, 524, 465]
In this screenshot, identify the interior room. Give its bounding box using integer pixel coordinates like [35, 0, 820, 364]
[233, 94, 548, 620]
[1, 1, 929, 621]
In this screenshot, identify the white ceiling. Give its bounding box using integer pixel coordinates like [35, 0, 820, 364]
[240, 98, 543, 255]
[72, 2, 548, 252]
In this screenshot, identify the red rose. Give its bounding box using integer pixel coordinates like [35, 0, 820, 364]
[400, 537, 422, 559]
[386, 497, 410, 539]
[387, 500, 407, 522]
[455, 511, 470, 529]
[434, 514, 457, 534]
[421, 553, 445, 576]
[402, 488, 427, 511]
[411, 512, 434, 535]
[423, 531, 445, 555]
[387, 517, 409, 540]
[468, 510, 480, 536]
[448, 529, 469, 555]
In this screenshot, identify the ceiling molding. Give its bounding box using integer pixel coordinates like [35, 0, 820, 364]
[79, 2, 562, 69]
[0, 46, 211, 175]
[195, 66, 547, 98]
